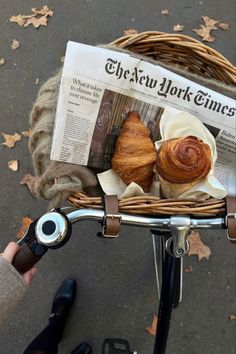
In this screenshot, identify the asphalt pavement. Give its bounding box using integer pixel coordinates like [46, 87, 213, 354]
[0, 1, 235, 353]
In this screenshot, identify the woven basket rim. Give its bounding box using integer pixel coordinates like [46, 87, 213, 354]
[68, 192, 226, 216]
[109, 30, 236, 84]
[110, 30, 235, 63]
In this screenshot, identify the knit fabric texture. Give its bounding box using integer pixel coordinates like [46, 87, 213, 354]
[29, 70, 98, 209]
[28, 46, 235, 209]
[0, 257, 27, 328]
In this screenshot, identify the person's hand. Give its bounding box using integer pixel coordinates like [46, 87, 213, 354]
[1, 242, 38, 285]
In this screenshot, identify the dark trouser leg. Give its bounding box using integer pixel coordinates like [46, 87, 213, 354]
[23, 278, 76, 354]
[23, 315, 67, 354]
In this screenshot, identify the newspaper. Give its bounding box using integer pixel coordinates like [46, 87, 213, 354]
[51, 41, 236, 196]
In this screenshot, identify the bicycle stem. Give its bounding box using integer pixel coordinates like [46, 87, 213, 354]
[169, 216, 190, 257]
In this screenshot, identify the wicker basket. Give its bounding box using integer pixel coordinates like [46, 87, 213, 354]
[110, 31, 236, 84]
[68, 31, 236, 216]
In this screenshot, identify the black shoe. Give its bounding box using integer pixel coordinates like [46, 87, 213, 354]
[71, 342, 92, 354]
[50, 277, 76, 320]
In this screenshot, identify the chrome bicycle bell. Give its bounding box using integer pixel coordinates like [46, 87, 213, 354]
[35, 211, 71, 248]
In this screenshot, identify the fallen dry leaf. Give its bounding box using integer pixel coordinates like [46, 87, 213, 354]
[184, 265, 193, 273]
[9, 6, 53, 28]
[228, 314, 236, 320]
[161, 9, 170, 15]
[11, 39, 20, 50]
[187, 231, 211, 261]
[35, 78, 39, 85]
[20, 174, 37, 196]
[16, 216, 33, 239]
[123, 28, 138, 36]
[9, 14, 25, 26]
[193, 16, 219, 42]
[173, 24, 184, 32]
[32, 5, 53, 17]
[24, 15, 48, 28]
[202, 16, 219, 29]
[0, 58, 5, 66]
[22, 130, 32, 137]
[219, 22, 229, 31]
[1, 132, 22, 148]
[146, 313, 158, 336]
[193, 25, 215, 42]
[8, 160, 19, 171]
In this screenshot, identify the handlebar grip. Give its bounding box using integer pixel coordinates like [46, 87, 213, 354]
[12, 243, 43, 274]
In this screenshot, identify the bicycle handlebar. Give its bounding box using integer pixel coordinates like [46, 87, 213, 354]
[12, 208, 227, 274]
[12, 243, 44, 274]
[66, 208, 226, 230]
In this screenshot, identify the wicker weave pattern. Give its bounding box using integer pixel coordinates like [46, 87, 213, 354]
[110, 31, 236, 84]
[68, 193, 226, 216]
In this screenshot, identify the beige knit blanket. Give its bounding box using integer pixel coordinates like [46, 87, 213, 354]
[28, 47, 235, 209]
[29, 70, 99, 209]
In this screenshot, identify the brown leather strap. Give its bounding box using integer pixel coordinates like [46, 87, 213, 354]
[102, 195, 121, 238]
[226, 197, 236, 244]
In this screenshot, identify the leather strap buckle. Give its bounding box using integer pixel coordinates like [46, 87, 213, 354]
[226, 213, 236, 242]
[98, 195, 121, 238]
[225, 197, 236, 244]
[102, 214, 122, 238]
[226, 213, 236, 224]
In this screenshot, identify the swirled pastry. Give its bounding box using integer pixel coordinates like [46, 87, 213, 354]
[111, 111, 156, 192]
[155, 136, 212, 184]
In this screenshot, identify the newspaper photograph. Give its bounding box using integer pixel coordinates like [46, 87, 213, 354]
[51, 41, 236, 196]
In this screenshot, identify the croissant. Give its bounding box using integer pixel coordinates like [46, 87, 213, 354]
[111, 111, 157, 192]
[155, 136, 212, 198]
